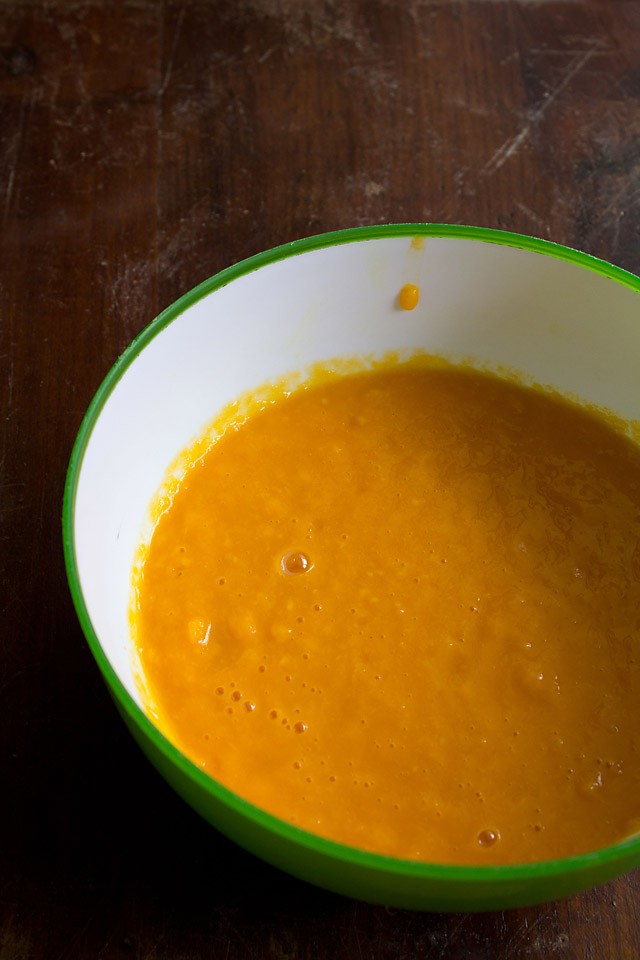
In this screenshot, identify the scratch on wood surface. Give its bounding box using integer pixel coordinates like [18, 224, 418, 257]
[503, 907, 569, 957]
[350, 900, 364, 960]
[160, 2, 186, 96]
[222, 0, 368, 52]
[483, 41, 602, 175]
[611, 210, 623, 253]
[532, 931, 571, 953]
[485, 126, 530, 175]
[5, 351, 15, 412]
[111, 254, 157, 326]
[3, 93, 29, 227]
[502, 911, 539, 955]
[258, 44, 277, 63]
[514, 200, 548, 234]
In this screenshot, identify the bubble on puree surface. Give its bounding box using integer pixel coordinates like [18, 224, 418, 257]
[133, 360, 640, 865]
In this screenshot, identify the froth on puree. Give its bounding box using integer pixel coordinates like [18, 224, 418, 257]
[132, 359, 640, 865]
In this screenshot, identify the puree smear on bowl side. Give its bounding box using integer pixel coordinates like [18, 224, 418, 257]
[133, 362, 640, 865]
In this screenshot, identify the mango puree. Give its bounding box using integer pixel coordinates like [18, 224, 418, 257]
[133, 362, 640, 864]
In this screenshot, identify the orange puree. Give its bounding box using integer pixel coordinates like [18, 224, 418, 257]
[399, 283, 420, 310]
[134, 362, 640, 865]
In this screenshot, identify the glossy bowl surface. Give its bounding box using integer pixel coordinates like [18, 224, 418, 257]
[63, 224, 640, 911]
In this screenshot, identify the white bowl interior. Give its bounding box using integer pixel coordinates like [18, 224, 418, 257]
[73, 235, 640, 704]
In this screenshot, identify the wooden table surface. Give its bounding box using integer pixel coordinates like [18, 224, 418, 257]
[2, 0, 640, 956]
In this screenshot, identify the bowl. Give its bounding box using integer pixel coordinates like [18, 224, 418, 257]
[63, 223, 640, 911]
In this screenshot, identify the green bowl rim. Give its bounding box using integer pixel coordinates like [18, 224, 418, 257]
[62, 222, 640, 886]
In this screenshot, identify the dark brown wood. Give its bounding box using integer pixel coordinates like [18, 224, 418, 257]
[2, 1, 640, 956]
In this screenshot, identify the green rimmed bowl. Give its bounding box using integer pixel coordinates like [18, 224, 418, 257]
[63, 224, 640, 911]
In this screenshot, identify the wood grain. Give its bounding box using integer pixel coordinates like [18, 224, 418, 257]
[2, 1, 640, 957]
